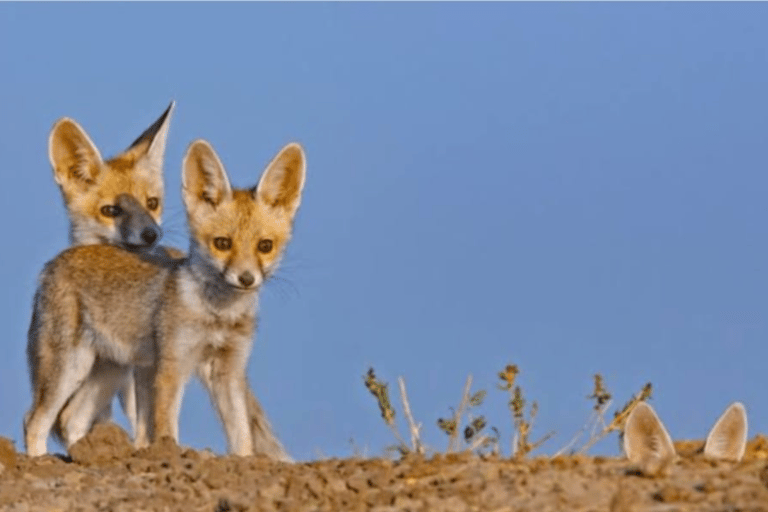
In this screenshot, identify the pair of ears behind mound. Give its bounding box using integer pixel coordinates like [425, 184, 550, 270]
[623, 401, 748, 476]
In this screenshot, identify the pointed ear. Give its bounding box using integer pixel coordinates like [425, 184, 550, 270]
[254, 142, 306, 218]
[704, 402, 748, 462]
[182, 139, 232, 213]
[48, 118, 104, 189]
[124, 101, 175, 178]
[623, 402, 676, 475]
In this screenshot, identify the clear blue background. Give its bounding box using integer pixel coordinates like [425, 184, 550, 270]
[2, 3, 767, 461]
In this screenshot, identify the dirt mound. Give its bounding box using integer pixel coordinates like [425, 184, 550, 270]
[68, 423, 134, 465]
[2, 436, 768, 511]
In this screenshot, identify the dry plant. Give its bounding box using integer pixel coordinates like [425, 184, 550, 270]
[347, 437, 369, 459]
[397, 375, 424, 454]
[364, 367, 500, 456]
[554, 374, 653, 456]
[498, 364, 554, 458]
[363, 368, 425, 455]
[608, 382, 653, 449]
[437, 376, 497, 454]
[364, 364, 652, 460]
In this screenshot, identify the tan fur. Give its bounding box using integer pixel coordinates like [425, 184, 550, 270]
[48, 104, 171, 246]
[47, 106, 292, 461]
[26, 140, 304, 460]
[46, 103, 174, 448]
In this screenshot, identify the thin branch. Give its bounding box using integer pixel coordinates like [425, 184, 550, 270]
[398, 376, 423, 454]
[448, 375, 473, 452]
[553, 399, 612, 457]
[553, 416, 591, 457]
[579, 397, 638, 454]
[529, 430, 556, 454]
[386, 423, 410, 455]
[468, 434, 493, 452]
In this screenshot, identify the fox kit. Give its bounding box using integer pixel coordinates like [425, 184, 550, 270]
[26, 140, 305, 457]
[47, 109, 292, 461]
[623, 401, 748, 476]
[46, 103, 175, 448]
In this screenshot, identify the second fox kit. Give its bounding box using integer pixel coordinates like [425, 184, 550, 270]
[26, 139, 305, 457]
[47, 103, 175, 447]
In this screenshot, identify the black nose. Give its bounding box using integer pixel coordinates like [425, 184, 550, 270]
[238, 271, 255, 287]
[141, 228, 158, 245]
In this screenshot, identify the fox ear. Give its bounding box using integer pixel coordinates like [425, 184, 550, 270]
[704, 402, 747, 462]
[49, 118, 104, 189]
[124, 101, 174, 180]
[182, 139, 232, 212]
[623, 402, 676, 476]
[254, 142, 306, 218]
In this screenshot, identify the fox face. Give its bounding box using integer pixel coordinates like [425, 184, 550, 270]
[182, 140, 306, 291]
[48, 103, 174, 249]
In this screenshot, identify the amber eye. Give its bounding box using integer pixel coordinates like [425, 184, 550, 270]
[257, 239, 273, 253]
[147, 197, 159, 211]
[100, 205, 122, 217]
[213, 237, 232, 251]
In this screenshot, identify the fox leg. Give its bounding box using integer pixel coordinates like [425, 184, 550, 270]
[25, 342, 96, 457]
[199, 350, 252, 456]
[115, 370, 137, 433]
[26, 292, 98, 457]
[152, 358, 189, 444]
[90, 362, 134, 428]
[133, 366, 155, 448]
[56, 360, 132, 447]
[199, 360, 291, 461]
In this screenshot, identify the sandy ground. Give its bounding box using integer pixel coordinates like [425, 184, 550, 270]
[2, 425, 768, 512]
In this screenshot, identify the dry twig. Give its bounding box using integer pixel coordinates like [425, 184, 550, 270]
[398, 376, 424, 454]
[578, 380, 653, 454]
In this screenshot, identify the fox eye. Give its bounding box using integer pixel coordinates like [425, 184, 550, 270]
[257, 239, 273, 253]
[147, 197, 159, 211]
[100, 205, 122, 217]
[213, 237, 232, 251]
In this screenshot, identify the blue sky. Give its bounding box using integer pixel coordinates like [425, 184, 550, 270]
[2, 3, 768, 461]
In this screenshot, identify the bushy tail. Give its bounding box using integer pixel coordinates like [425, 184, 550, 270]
[246, 380, 292, 462]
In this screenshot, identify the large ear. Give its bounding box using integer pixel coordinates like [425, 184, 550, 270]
[182, 139, 232, 214]
[704, 402, 747, 462]
[123, 101, 175, 178]
[254, 142, 306, 218]
[48, 118, 103, 189]
[623, 402, 676, 476]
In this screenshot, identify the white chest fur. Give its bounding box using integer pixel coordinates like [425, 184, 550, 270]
[175, 269, 257, 358]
